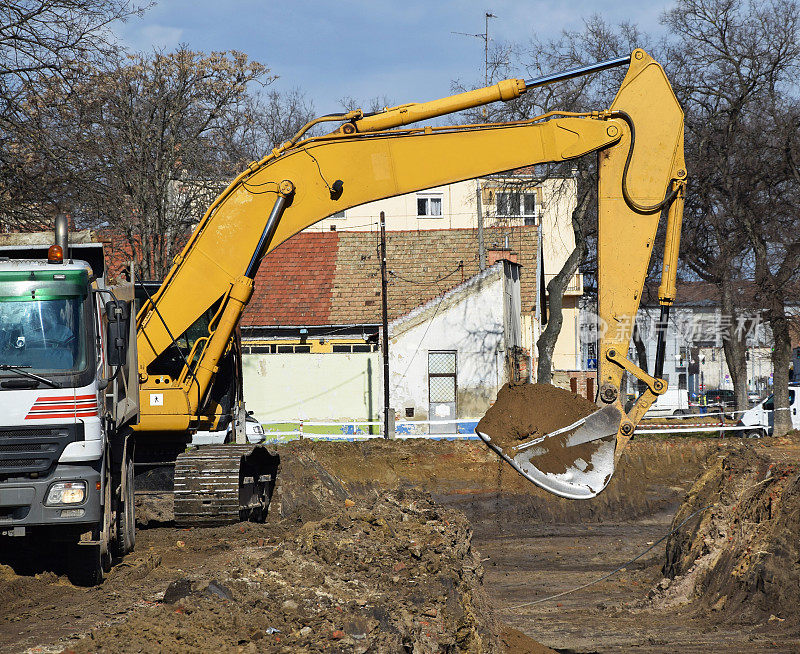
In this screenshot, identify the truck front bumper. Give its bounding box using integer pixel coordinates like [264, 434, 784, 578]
[0, 463, 102, 535]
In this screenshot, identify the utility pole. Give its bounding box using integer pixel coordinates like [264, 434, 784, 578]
[476, 181, 486, 270]
[484, 12, 495, 88]
[379, 211, 394, 440]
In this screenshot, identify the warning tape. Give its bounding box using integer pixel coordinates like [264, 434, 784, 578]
[635, 425, 751, 435]
[650, 406, 789, 420]
[642, 426, 741, 430]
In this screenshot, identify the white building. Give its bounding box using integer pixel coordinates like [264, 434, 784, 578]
[240, 259, 522, 429]
[389, 259, 521, 429]
[306, 170, 583, 375]
[578, 282, 792, 400]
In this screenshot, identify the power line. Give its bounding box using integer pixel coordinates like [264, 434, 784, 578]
[389, 262, 463, 286]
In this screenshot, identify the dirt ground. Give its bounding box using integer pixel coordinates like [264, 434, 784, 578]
[0, 435, 798, 652]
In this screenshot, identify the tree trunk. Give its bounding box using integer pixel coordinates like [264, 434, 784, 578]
[719, 280, 749, 413]
[769, 310, 794, 436]
[536, 183, 591, 384]
[536, 248, 581, 383]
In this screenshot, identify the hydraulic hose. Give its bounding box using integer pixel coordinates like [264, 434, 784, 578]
[614, 110, 680, 215]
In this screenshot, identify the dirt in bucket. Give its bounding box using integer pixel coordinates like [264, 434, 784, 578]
[477, 382, 604, 476]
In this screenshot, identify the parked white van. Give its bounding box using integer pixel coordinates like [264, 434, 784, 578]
[737, 384, 800, 437]
[644, 387, 690, 417]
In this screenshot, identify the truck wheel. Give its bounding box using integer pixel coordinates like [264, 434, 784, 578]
[745, 429, 763, 439]
[114, 451, 136, 557]
[68, 543, 104, 587]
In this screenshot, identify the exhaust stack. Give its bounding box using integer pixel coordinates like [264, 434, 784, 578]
[54, 214, 68, 254]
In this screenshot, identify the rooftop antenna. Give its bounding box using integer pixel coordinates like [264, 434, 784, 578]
[452, 11, 497, 118]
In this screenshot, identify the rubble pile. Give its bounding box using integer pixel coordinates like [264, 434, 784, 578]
[68, 490, 503, 653]
[649, 445, 800, 630]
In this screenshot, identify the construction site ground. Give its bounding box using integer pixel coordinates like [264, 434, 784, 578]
[1, 435, 799, 652]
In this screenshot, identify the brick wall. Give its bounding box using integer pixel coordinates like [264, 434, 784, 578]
[552, 370, 597, 402]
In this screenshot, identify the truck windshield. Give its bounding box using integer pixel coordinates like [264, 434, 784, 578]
[0, 296, 88, 373]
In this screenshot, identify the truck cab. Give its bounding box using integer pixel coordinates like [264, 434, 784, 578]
[737, 383, 800, 437]
[0, 223, 138, 584]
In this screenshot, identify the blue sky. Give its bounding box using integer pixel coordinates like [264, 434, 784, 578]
[115, 1, 671, 113]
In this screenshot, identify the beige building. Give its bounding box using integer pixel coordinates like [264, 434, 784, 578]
[306, 171, 583, 376]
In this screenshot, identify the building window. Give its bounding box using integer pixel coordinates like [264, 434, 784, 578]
[243, 345, 274, 354]
[428, 351, 457, 432]
[417, 194, 443, 217]
[496, 191, 536, 223]
[332, 343, 376, 353]
[329, 210, 345, 219]
[276, 344, 311, 353]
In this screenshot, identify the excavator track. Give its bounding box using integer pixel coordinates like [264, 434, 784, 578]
[173, 445, 278, 528]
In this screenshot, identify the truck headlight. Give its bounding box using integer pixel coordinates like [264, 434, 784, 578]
[46, 481, 86, 505]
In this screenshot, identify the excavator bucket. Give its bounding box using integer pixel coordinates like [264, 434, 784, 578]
[475, 384, 622, 499]
[477, 405, 620, 499]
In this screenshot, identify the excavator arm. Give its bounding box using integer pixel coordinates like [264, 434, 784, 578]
[135, 49, 685, 500]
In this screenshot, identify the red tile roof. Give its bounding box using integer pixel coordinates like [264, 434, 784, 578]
[241, 225, 538, 327]
[242, 232, 339, 327]
[643, 281, 800, 309]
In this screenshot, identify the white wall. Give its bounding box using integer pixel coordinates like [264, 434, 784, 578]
[538, 177, 577, 272]
[311, 181, 477, 231]
[389, 266, 510, 419]
[242, 352, 380, 422]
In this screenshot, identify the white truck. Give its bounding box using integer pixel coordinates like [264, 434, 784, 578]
[0, 217, 138, 585]
[737, 383, 800, 437]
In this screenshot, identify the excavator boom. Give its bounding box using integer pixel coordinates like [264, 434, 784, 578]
[134, 49, 685, 514]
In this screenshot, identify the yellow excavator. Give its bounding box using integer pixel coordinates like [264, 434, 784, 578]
[133, 48, 685, 523]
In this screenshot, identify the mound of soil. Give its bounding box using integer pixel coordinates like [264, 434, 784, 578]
[649, 445, 800, 629]
[477, 382, 601, 475]
[69, 490, 504, 653]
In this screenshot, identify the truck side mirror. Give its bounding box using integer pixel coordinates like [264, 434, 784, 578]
[106, 300, 130, 367]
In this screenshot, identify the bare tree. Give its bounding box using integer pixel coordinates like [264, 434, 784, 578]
[664, 0, 800, 431]
[49, 48, 276, 279]
[0, 0, 146, 228]
[674, 94, 753, 412]
[337, 95, 394, 114]
[455, 18, 647, 382]
[258, 88, 315, 149]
